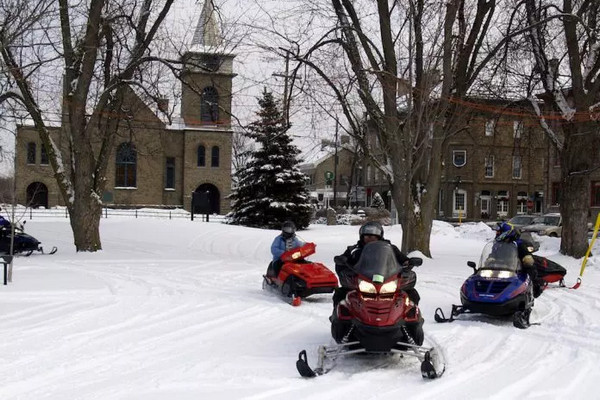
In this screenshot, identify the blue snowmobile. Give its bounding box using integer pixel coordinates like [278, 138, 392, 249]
[0, 222, 57, 256]
[434, 241, 534, 329]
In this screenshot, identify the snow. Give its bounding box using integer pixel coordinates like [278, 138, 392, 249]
[1, 216, 599, 399]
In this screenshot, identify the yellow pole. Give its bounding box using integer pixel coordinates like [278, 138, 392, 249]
[572, 212, 600, 289]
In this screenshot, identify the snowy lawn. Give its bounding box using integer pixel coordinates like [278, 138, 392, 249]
[0, 217, 598, 399]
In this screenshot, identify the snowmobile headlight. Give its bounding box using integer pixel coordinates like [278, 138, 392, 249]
[379, 280, 398, 294]
[291, 251, 302, 259]
[358, 279, 377, 294]
[479, 269, 493, 278]
[497, 271, 515, 279]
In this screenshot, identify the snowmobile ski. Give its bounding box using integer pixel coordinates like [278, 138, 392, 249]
[296, 338, 445, 379]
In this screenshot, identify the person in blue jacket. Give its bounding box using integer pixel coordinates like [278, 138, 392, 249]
[0, 207, 11, 231]
[267, 220, 304, 278]
[495, 221, 545, 297]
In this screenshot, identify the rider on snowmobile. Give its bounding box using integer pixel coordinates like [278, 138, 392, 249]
[267, 220, 305, 278]
[332, 221, 420, 307]
[495, 221, 545, 297]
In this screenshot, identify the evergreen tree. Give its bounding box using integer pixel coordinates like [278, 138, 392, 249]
[370, 192, 385, 210]
[227, 89, 312, 229]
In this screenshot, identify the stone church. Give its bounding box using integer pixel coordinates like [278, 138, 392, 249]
[14, 1, 234, 215]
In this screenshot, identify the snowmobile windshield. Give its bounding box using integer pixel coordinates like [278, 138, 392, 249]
[478, 241, 520, 272]
[351, 240, 401, 282]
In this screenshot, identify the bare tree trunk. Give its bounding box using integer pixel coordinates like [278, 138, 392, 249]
[559, 123, 595, 258]
[69, 201, 102, 251]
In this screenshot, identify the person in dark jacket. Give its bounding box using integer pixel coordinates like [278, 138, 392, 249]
[332, 221, 420, 307]
[495, 221, 546, 297]
[0, 207, 11, 236]
[267, 220, 305, 279]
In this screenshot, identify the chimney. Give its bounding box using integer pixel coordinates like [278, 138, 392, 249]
[158, 98, 169, 114]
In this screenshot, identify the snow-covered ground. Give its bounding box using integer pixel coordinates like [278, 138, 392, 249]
[0, 217, 598, 399]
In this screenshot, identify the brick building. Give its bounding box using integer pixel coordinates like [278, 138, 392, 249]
[303, 99, 553, 221]
[14, 1, 234, 214]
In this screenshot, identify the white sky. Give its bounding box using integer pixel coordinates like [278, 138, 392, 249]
[0, 0, 338, 177]
[0, 213, 598, 399]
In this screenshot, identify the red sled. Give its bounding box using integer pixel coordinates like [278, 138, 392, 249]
[533, 255, 567, 286]
[263, 242, 338, 305]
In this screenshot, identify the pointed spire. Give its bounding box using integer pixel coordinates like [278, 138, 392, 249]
[191, 0, 222, 48]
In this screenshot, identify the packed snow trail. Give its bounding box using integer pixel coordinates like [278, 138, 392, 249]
[0, 218, 599, 399]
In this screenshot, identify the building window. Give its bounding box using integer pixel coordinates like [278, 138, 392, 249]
[480, 190, 491, 219]
[40, 145, 49, 165]
[453, 150, 467, 167]
[551, 182, 560, 205]
[484, 155, 494, 178]
[513, 121, 523, 138]
[497, 199, 509, 217]
[27, 142, 36, 164]
[165, 157, 175, 189]
[453, 189, 467, 218]
[211, 146, 220, 167]
[517, 192, 528, 214]
[197, 145, 206, 167]
[485, 119, 495, 136]
[591, 182, 600, 207]
[201, 86, 219, 123]
[115, 142, 136, 187]
[367, 165, 372, 183]
[512, 155, 522, 179]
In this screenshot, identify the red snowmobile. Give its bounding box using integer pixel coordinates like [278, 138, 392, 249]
[262, 242, 338, 306]
[296, 240, 445, 379]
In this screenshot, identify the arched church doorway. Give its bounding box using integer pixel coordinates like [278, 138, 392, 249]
[26, 182, 49, 208]
[193, 183, 220, 214]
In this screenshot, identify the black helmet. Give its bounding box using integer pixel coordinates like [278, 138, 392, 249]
[281, 220, 296, 239]
[359, 221, 384, 239]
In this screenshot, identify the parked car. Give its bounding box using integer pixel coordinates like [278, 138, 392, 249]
[507, 215, 539, 229]
[521, 213, 562, 237]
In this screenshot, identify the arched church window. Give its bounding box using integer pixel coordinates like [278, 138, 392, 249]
[115, 142, 137, 187]
[201, 86, 219, 123]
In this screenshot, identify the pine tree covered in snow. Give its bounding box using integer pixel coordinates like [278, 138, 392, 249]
[227, 89, 312, 229]
[370, 192, 385, 209]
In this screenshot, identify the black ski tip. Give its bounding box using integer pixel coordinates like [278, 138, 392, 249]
[296, 350, 317, 378]
[434, 307, 449, 323]
[420, 351, 442, 379]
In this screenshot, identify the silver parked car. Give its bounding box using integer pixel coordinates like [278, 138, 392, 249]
[507, 215, 539, 230]
[521, 213, 562, 237]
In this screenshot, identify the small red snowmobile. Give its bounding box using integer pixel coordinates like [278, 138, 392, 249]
[296, 240, 445, 379]
[262, 242, 338, 306]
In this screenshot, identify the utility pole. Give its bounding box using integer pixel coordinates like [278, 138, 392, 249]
[272, 49, 293, 127]
[333, 122, 339, 207]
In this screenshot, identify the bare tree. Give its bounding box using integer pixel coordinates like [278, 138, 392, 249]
[273, 0, 507, 255]
[518, 0, 600, 257]
[0, 0, 177, 251]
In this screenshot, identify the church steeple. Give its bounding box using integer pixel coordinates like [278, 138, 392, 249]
[191, 0, 222, 49]
[181, 0, 235, 128]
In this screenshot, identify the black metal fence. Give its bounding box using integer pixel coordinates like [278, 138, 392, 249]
[2, 206, 226, 222]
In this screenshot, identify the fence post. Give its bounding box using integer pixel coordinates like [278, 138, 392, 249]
[169, 211, 172, 220]
[2, 256, 13, 285]
[65, 208, 68, 218]
[135, 209, 138, 218]
[30, 208, 33, 219]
